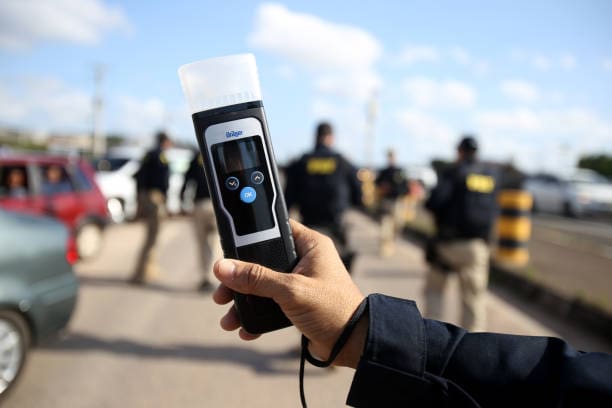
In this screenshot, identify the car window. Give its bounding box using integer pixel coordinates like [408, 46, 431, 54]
[71, 165, 93, 191]
[93, 157, 130, 172]
[41, 164, 74, 196]
[0, 164, 30, 198]
[569, 171, 610, 185]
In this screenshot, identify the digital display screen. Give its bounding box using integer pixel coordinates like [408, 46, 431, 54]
[211, 136, 275, 236]
[212, 137, 261, 174]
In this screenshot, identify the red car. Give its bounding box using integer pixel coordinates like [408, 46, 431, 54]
[0, 154, 109, 259]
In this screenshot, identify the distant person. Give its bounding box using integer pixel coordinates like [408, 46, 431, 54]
[42, 165, 72, 195]
[375, 149, 409, 257]
[211, 220, 612, 407]
[284, 122, 362, 272]
[181, 151, 221, 292]
[424, 135, 499, 331]
[131, 131, 172, 284]
[6, 168, 28, 198]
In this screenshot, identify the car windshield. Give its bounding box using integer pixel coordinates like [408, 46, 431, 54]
[93, 157, 130, 172]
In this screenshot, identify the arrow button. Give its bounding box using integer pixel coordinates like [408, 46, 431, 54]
[225, 176, 239, 191]
[251, 171, 264, 185]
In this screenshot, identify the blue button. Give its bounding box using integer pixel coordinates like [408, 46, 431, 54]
[225, 176, 239, 191]
[251, 171, 264, 184]
[240, 187, 257, 203]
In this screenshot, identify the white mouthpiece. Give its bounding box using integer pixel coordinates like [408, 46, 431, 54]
[178, 53, 262, 114]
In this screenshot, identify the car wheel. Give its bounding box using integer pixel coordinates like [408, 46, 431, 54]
[76, 222, 103, 259]
[106, 197, 126, 223]
[563, 201, 578, 218]
[0, 310, 30, 400]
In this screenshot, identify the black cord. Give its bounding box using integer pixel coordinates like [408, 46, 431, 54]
[299, 297, 369, 408]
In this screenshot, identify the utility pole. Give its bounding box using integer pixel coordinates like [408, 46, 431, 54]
[92, 64, 106, 157]
[364, 90, 378, 169]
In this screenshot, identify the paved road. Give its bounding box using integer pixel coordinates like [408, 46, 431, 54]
[6, 212, 611, 407]
[528, 214, 612, 313]
[532, 214, 612, 257]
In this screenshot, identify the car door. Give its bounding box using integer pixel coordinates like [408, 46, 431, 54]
[537, 175, 561, 213]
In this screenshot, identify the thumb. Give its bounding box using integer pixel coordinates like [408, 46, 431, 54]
[214, 259, 292, 300]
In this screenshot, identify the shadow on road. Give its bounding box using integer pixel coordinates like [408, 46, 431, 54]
[77, 275, 206, 296]
[42, 332, 314, 376]
[359, 268, 422, 279]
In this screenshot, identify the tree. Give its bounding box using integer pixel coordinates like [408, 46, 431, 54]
[578, 154, 612, 179]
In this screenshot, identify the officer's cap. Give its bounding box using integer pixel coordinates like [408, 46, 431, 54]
[156, 131, 170, 147]
[458, 135, 478, 152]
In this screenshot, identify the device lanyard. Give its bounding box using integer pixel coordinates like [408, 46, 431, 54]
[299, 297, 369, 408]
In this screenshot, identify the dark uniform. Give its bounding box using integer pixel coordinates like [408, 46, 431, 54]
[375, 163, 408, 256]
[345, 294, 612, 407]
[285, 144, 362, 270]
[131, 144, 170, 283]
[181, 153, 220, 290]
[424, 150, 498, 331]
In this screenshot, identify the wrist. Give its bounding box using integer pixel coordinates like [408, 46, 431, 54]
[334, 309, 369, 369]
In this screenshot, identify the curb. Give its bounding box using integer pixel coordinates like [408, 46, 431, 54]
[399, 226, 612, 342]
[489, 265, 612, 342]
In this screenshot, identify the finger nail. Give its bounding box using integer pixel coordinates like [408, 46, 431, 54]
[217, 259, 236, 280]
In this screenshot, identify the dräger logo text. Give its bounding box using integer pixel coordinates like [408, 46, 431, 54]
[225, 130, 243, 138]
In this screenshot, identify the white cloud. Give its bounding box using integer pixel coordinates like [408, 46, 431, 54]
[394, 109, 458, 160]
[475, 107, 612, 149]
[560, 54, 576, 70]
[314, 70, 381, 101]
[113, 96, 168, 136]
[0, 76, 91, 131]
[276, 65, 296, 80]
[520, 52, 578, 72]
[0, 75, 177, 139]
[395, 109, 455, 143]
[533, 55, 552, 71]
[603, 57, 612, 72]
[474, 107, 612, 170]
[0, 0, 130, 50]
[249, 3, 381, 71]
[311, 99, 338, 119]
[397, 45, 440, 65]
[500, 80, 540, 103]
[402, 77, 477, 109]
[395, 45, 488, 74]
[449, 47, 470, 65]
[249, 3, 381, 103]
[449, 47, 489, 74]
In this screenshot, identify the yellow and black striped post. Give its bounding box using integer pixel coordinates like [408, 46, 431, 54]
[495, 190, 533, 267]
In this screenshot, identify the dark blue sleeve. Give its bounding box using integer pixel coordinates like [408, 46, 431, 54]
[342, 157, 362, 207]
[346, 294, 612, 407]
[283, 160, 300, 210]
[425, 169, 456, 214]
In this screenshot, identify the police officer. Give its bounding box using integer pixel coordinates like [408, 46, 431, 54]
[285, 122, 362, 271]
[424, 135, 498, 331]
[375, 149, 409, 257]
[131, 131, 172, 284]
[181, 150, 221, 292]
[212, 220, 612, 407]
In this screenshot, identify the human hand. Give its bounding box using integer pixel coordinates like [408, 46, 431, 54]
[212, 220, 367, 368]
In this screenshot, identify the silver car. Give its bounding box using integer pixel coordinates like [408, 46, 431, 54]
[0, 209, 78, 400]
[525, 169, 612, 217]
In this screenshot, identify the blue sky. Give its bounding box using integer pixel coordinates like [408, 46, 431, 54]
[1, 0, 611, 171]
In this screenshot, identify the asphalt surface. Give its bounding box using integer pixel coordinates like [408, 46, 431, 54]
[6, 212, 611, 407]
[528, 214, 612, 313]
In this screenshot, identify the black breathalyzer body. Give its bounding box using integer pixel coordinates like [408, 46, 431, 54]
[179, 55, 297, 334]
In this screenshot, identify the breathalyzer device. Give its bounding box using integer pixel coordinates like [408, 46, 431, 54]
[179, 54, 297, 334]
